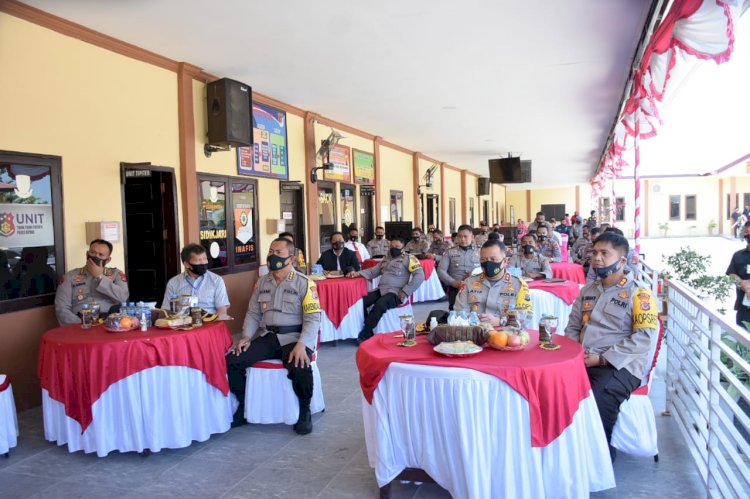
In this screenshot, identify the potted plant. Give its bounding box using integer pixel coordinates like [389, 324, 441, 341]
[708, 220, 718, 235]
[658, 222, 669, 237]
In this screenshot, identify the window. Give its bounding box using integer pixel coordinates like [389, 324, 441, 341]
[669, 195, 681, 220]
[449, 198, 456, 233]
[389, 190, 403, 222]
[198, 174, 259, 273]
[685, 195, 696, 221]
[469, 198, 475, 227]
[615, 197, 625, 222]
[600, 198, 611, 222]
[340, 184, 356, 232]
[0, 151, 65, 314]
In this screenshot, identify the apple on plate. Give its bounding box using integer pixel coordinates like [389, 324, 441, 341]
[507, 334, 523, 348]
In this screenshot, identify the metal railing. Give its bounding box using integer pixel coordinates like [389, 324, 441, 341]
[639, 260, 750, 498]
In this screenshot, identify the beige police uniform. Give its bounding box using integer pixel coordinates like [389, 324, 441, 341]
[455, 272, 532, 315]
[360, 253, 425, 297]
[508, 254, 553, 279]
[572, 238, 592, 264]
[366, 237, 390, 257]
[437, 243, 481, 285]
[427, 239, 453, 262]
[404, 237, 430, 255]
[475, 233, 489, 246]
[538, 240, 562, 262]
[241, 269, 321, 350]
[54, 267, 130, 325]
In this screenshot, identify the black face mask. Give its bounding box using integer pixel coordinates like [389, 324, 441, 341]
[350, 236, 358, 242]
[190, 263, 208, 276]
[538, 235, 547, 241]
[522, 245, 536, 256]
[481, 261, 504, 277]
[389, 248, 402, 258]
[87, 254, 105, 267]
[333, 241, 345, 251]
[375, 234, 383, 239]
[412, 235, 421, 241]
[267, 254, 288, 271]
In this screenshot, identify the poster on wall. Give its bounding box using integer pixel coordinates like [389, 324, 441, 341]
[323, 144, 351, 182]
[237, 102, 289, 179]
[352, 149, 374, 185]
[0, 204, 54, 248]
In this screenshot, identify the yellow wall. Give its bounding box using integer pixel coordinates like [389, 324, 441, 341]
[491, 184, 506, 225]
[442, 168, 462, 232]
[464, 175, 479, 226]
[506, 189, 527, 223]
[378, 145, 414, 224]
[0, 14, 181, 271]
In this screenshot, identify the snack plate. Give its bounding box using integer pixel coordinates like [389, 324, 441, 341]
[433, 341, 483, 357]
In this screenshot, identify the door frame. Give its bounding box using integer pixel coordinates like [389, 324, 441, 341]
[280, 181, 306, 255]
[119, 162, 181, 279]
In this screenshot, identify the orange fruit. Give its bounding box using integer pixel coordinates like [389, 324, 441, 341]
[488, 331, 508, 348]
[120, 317, 133, 330]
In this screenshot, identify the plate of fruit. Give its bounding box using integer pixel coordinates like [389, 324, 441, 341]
[104, 313, 140, 332]
[487, 327, 531, 351]
[433, 341, 483, 357]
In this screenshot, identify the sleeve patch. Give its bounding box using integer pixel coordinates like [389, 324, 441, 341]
[408, 255, 422, 273]
[119, 271, 128, 283]
[302, 280, 322, 314]
[516, 281, 533, 311]
[633, 289, 658, 329]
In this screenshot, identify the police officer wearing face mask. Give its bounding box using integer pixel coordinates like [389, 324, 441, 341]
[455, 240, 532, 326]
[726, 221, 750, 326]
[162, 243, 230, 316]
[404, 227, 430, 255]
[227, 238, 322, 432]
[367, 226, 390, 258]
[55, 239, 130, 325]
[565, 231, 658, 460]
[438, 224, 482, 309]
[350, 238, 425, 343]
[508, 235, 552, 279]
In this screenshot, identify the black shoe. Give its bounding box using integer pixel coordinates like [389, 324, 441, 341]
[231, 409, 246, 428]
[293, 404, 313, 435]
[609, 445, 617, 463]
[357, 331, 372, 344]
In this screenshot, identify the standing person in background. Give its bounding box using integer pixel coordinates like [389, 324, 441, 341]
[366, 226, 390, 258]
[731, 207, 744, 239]
[727, 221, 750, 326]
[528, 212, 546, 233]
[345, 226, 371, 264]
[516, 219, 528, 240]
[587, 210, 598, 229]
[564, 213, 571, 227]
[279, 231, 307, 274]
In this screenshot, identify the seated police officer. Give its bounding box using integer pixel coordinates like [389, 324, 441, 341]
[350, 238, 425, 343]
[226, 238, 322, 433]
[316, 231, 360, 274]
[437, 224, 481, 309]
[54, 239, 129, 325]
[366, 226, 390, 258]
[162, 243, 230, 316]
[280, 231, 307, 274]
[508, 234, 552, 279]
[536, 224, 562, 262]
[455, 240, 532, 324]
[564, 231, 658, 460]
[404, 227, 430, 255]
[426, 228, 452, 262]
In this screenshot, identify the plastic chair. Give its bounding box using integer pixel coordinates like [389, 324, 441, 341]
[610, 320, 665, 461]
[0, 375, 18, 457]
[560, 234, 569, 262]
[373, 295, 414, 335]
[243, 336, 325, 425]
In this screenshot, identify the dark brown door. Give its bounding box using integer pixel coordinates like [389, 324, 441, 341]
[280, 182, 305, 246]
[360, 186, 375, 242]
[121, 164, 179, 303]
[317, 181, 336, 253]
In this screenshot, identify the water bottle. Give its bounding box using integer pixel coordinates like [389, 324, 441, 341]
[429, 317, 438, 330]
[140, 309, 148, 332]
[469, 311, 479, 326]
[128, 302, 136, 317]
[120, 301, 127, 315]
[169, 294, 179, 315]
[459, 310, 468, 321]
[448, 310, 457, 326]
[144, 307, 152, 328]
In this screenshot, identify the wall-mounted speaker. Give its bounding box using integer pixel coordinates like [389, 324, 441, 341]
[478, 177, 491, 196]
[206, 78, 253, 147]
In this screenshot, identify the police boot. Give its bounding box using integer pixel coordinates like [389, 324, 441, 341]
[294, 399, 313, 435]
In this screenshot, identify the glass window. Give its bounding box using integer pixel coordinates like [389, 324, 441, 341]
[615, 197, 625, 222]
[389, 190, 403, 222]
[340, 185, 356, 232]
[685, 195, 697, 221]
[669, 195, 681, 220]
[601, 197, 612, 222]
[198, 175, 258, 273]
[0, 151, 64, 313]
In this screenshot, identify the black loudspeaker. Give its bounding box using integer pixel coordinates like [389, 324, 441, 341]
[206, 78, 253, 147]
[478, 177, 491, 196]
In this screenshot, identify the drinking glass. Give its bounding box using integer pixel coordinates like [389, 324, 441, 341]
[546, 316, 559, 343]
[400, 315, 416, 344]
[80, 307, 92, 329]
[516, 309, 528, 330]
[89, 302, 101, 323]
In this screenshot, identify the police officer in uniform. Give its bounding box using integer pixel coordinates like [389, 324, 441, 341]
[54, 239, 129, 325]
[508, 235, 552, 279]
[426, 228, 452, 262]
[437, 224, 481, 309]
[404, 227, 430, 255]
[226, 237, 322, 433]
[564, 231, 658, 460]
[366, 226, 390, 258]
[536, 224, 562, 262]
[726, 221, 750, 326]
[474, 222, 490, 246]
[455, 240, 532, 324]
[350, 237, 425, 342]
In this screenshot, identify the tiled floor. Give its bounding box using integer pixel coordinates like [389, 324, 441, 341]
[1, 301, 706, 499]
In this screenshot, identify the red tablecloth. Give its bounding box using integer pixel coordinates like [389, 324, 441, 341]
[38, 322, 232, 432]
[315, 277, 368, 328]
[0, 376, 10, 392]
[356, 331, 591, 447]
[362, 258, 435, 281]
[550, 262, 586, 285]
[527, 279, 581, 305]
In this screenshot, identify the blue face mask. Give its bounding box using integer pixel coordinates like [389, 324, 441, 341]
[594, 258, 624, 279]
[481, 260, 504, 278]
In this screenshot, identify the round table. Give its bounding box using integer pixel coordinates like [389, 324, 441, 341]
[356, 332, 614, 498]
[550, 262, 586, 284]
[527, 279, 582, 332]
[38, 322, 235, 457]
[314, 276, 368, 342]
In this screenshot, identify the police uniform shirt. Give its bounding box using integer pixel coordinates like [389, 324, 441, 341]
[564, 271, 658, 379]
[54, 266, 130, 325]
[538, 240, 562, 262]
[427, 239, 453, 262]
[367, 237, 390, 257]
[437, 243, 481, 285]
[455, 272, 532, 316]
[474, 233, 488, 246]
[360, 253, 425, 297]
[726, 247, 750, 311]
[572, 238, 591, 263]
[241, 269, 321, 350]
[404, 237, 430, 255]
[508, 254, 552, 279]
[162, 271, 230, 314]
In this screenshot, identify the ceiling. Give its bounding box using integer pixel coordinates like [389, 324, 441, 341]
[23, 0, 653, 187]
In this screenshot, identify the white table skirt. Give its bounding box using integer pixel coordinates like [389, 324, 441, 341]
[529, 288, 576, 333]
[0, 381, 18, 455]
[320, 298, 364, 342]
[412, 271, 446, 303]
[362, 362, 615, 499]
[43, 366, 237, 457]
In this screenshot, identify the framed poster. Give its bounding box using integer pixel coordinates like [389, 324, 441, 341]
[237, 102, 289, 179]
[323, 144, 351, 182]
[352, 149, 374, 185]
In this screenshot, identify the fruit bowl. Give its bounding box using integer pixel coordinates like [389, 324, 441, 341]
[104, 313, 139, 332]
[489, 343, 527, 352]
[486, 327, 530, 351]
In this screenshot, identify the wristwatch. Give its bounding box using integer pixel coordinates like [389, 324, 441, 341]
[599, 355, 608, 367]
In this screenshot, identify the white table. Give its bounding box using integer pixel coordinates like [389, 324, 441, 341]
[319, 298, 365, 342]
[362, 362, 615, 498]
[529, 287, 578, 333]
